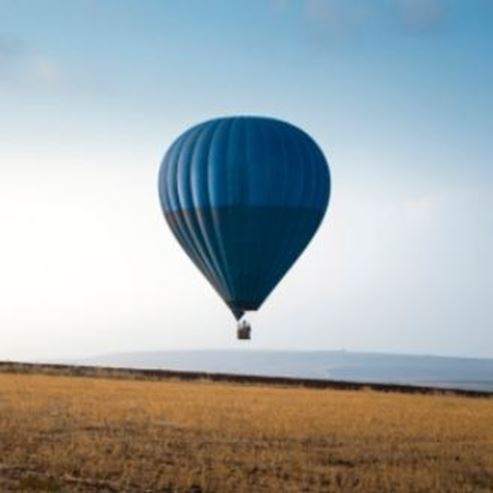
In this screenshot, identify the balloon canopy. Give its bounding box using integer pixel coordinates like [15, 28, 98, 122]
[159, 116, 330, 322]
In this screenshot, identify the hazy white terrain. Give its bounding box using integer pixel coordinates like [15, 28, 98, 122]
[65, 350, 493, 392]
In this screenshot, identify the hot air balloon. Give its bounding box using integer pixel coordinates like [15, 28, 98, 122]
[158, 116, 330, 339]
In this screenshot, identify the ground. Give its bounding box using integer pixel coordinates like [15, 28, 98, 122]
[0, 370, 492, 492]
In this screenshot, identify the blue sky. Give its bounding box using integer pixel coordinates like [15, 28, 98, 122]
[0, 0, 492, 359]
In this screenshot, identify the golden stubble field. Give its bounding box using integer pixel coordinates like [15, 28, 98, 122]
[0, 372, 492, 492]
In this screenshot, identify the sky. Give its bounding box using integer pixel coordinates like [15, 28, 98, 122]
[0, 0, 492, 360]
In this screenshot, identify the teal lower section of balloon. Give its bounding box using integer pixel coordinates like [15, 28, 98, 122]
[164, 205, 325, 317]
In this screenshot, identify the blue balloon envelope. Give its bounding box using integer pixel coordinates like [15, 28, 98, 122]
[159, 116, 330, 323]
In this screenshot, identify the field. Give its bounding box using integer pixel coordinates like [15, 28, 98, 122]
[0, 368, 492, 492]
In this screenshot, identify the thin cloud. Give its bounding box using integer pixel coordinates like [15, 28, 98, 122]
[0, 34, 64, 88]
[306, 0, 377, 38]
[396, 0, 445, 32]
[271, 0, 291, 13]
[300, 0, 447, 41]
[0, 35, 24, 84]
[31, 56, 64, 86]
[0, 35, 23, 59]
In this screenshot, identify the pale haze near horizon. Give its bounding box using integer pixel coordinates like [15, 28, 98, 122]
[0, 0, 491, 360]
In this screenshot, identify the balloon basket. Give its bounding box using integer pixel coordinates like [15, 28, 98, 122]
[237, 320, 251, 340]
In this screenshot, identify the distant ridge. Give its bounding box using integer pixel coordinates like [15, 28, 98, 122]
[0, 360, 492, 398]
[71, 349, 493, 392]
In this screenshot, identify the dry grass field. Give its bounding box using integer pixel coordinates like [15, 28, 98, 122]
[0, 370, 492, 492]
